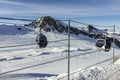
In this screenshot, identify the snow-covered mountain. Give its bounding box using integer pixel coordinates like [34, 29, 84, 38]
[0, 16, 120, 80]
[27, 16, 120, 48]
[26, 16, 105, 36]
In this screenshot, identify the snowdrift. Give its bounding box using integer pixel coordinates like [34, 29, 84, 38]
[48, 59, 120, 80]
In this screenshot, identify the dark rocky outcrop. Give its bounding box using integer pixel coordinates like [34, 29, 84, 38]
[114, 39, 120, 48]
[27, 16, 109, 39]
[87, 25, 98, 33]
[32, 16, 94, 36]
[37, 16, 65, 33]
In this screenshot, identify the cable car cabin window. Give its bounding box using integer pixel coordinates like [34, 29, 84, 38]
[36, 34, 48, 48]
[95, 39, 106, 48]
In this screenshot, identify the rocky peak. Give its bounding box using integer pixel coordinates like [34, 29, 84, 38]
[28, 16, 106, 37]
[33, 16, 87, 35]
[34, 16, 66, 33]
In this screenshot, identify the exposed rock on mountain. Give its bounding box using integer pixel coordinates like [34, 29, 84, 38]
[28, 16, 91, 36]
[34, 16, 66, 33]
[27, 16, 108, 38]
[114, 38, 120, 48]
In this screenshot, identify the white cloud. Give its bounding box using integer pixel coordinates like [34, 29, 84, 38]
[0, 0, 27, 6]
[0, 0, 120, 17]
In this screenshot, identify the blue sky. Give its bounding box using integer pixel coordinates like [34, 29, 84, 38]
[0, 0, 120, 26]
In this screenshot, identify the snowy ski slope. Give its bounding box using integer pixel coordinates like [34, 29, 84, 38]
[0, 25, 120, 80]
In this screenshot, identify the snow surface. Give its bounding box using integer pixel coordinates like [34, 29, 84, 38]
[0, 25, 120, 80]
[49, 59, 120, 80]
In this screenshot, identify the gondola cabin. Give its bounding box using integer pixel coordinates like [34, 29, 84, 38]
[36, 33, 48, 48]
[95, 38, 111, 52]
[95, 39, 106, 50]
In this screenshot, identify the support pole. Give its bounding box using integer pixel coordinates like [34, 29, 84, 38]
[113, 25, 115, 64]
[68, 19, 70, 80]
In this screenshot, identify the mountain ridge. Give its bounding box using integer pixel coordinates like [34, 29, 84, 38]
[30, 16, 120, 48]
